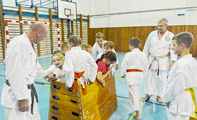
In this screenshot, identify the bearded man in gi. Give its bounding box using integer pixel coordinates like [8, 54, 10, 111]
[141, 18, 177, 102]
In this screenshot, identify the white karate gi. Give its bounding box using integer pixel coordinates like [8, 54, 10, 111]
[1, 33, 47, 120]
[161, 54, 197, 120]
[143, 30, 177, 97]
[85, 54, 96, 83]
[97, 49, 119, 74]
[45, 65, 65, 81]
[63, 47, 98, 88]
[92, 40, 107, 60]
[119, 48, 148, 111]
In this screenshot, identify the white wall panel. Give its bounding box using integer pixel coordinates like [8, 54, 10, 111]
[90, 0, 197, 27]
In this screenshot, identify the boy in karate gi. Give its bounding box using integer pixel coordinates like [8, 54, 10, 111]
[161, 32, 197, 120]
[97, 41, 119, 71]
[63, 36, 98, 93]
[119, 38, 148, 120]
[61, 41, 70, 53]
[92, 32, 107, 60]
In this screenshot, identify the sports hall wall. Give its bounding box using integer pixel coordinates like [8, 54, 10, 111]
[0, 0, 91, 62]
[88, 0, 197, 57]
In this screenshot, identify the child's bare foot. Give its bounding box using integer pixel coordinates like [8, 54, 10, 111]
[102, 82, 105, 87]
[134, 110, 140, 120]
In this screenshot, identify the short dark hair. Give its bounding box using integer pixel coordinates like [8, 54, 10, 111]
[96, 51, 117, 64]
[174, 32, 194, 48]
[68, 35, 81, 46]
[67, 33, 74, 39]
[104, 41, 114, 49]
[129, 37, 140, 48]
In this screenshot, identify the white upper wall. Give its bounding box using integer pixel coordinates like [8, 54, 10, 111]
[72, 0, 92, 15]
[3, 0, 197, 28]
[91, 0, 197, 28]
[2, 0, 92, 15]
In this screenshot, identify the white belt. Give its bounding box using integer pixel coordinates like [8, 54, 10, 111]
[149, 54, 168, 59]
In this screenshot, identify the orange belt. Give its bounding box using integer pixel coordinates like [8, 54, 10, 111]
[127, 69, 143, 72]
[73, 71, 87, 95]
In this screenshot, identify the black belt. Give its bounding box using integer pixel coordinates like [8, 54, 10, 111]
[5, 80, 38, 115]
[148, 58, 160, 76]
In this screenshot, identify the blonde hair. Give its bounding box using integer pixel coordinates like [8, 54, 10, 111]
[61, 41, 70, 51]
[81, 44, 88, 50]
[95, 32, 104, 39]
[53, 50, 65, 56]
[82, 44, 92, 51]
[53, 53, 65, 64]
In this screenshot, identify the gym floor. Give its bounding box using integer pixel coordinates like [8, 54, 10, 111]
[0, 52, 196, 120]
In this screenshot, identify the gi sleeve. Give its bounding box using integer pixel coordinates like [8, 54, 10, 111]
[92, 43, 98, 60]
[143, 32, 152, 56]
[5, 42, 29, 100]
[63, 52, 74, 87]
[87, 53, 98, 82]
[97, 53, 103, 60]
[161, 72, 186, 103]
[142, 53, 148, 77]
[110, 63, 116, 75]
[119, 53, 128, 77]
[45, 65, 55, 74]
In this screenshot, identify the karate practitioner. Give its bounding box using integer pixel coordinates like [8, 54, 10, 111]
[67, 32, 74, 39]
[119, 38, 148, 120]
[97, 41, 119, 72]
[161, 32, 197, 120]
[63, 36, 98, 93]
[45, 52, 66, 81]
[92, 32, 107, 60]
[61, 41, 70, 53]
[1, 22, 56, 120]
[82, 44, 94, 83]
[141, 18, 177, 102]
[96, 51, 117, 87]
[82, 44, 93, 56]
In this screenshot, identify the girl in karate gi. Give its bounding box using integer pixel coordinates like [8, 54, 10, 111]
[45, 52, 66, 81]
[96, 51, 117, 87]
[119, 37, 148, 120]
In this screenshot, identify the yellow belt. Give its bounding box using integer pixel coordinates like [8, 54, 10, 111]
[185, 87, 197, 113]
